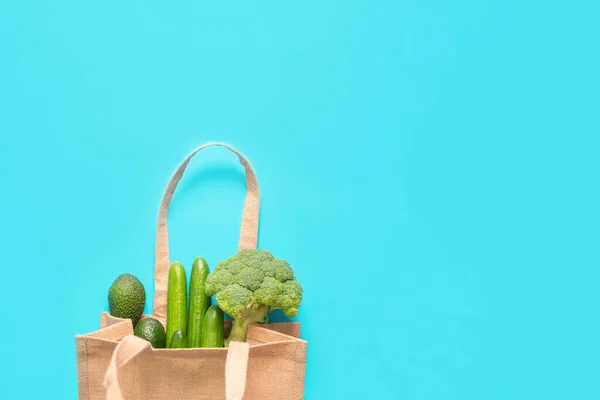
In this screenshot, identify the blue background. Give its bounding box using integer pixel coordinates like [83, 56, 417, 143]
[0, 1, 599, 399]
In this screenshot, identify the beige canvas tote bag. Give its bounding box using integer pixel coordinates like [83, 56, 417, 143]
[75, 143, 307, 400]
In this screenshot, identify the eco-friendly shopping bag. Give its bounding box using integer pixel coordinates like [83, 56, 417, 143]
[75, 143, 307, 400]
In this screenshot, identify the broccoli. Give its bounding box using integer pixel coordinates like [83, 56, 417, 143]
[205, 249, 303, 346]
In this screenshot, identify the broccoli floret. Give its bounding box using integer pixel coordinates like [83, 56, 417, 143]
[205, 249, 303, 346]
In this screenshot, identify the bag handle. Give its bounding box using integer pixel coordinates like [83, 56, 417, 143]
[152, 143, 260, 322]
[103, 335, 251, 400]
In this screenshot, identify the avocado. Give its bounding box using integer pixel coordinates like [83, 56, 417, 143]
[108, 273, 146, 327]
[134, 317, 166, 348]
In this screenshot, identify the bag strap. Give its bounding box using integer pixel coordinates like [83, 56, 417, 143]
[103, 335, 151, 400]
[103, 335, 251, 400]
[226, 341, 250, 400]
[152, 143, 260, 322]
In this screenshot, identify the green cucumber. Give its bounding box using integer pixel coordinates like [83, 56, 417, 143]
[166, 262, 187, 348]
[170, 329, 188, 348]
[201, 305, 224, 348]
[187, 257, 211, 348]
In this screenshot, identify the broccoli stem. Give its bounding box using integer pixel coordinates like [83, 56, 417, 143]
[225, 306, 270, 347]
[226, 318, 250, 346]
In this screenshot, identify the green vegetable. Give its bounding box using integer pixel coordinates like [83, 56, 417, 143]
[201, 305, 224, 348]
[108, 273, 146, 327]
[169, 329, 188, 348]
[134, 317, 166, 348]
[166, 262, 187, 348]
[205, 249, 303, 346]
[187, 257, 211, 348]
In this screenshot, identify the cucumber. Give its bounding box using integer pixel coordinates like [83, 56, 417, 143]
[170, 329, 188, 348]
[187, 257, 211, 348]
[201, 305, 224, 348]
[166, 262, 187, 348]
